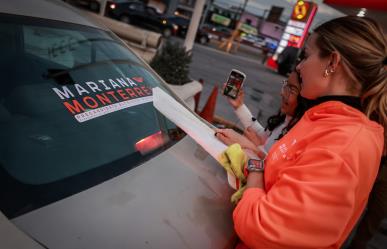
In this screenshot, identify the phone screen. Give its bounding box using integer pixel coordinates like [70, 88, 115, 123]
[224, 70, 245, 99]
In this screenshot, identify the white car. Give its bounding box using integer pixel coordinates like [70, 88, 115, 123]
[0, 0, 234, 248]
[241, 34, 266, 48]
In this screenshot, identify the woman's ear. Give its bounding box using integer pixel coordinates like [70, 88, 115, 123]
[329, 51, 341, 72]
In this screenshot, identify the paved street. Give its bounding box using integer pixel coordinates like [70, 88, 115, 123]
[170, 37, 286, 129]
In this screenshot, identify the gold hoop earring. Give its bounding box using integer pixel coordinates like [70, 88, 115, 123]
[323, 69, 329, 78]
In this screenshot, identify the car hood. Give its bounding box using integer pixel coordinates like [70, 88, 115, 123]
[11, 136, 235, 249]
[0, 0, 104, 30]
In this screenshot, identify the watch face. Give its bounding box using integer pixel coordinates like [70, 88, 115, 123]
[248, 159, 264, 169]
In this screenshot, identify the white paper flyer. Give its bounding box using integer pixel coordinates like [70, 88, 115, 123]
[152, 87, 237, 189]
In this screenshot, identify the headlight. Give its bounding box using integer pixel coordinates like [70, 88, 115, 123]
[162, 20, 167, 25]
[172, 24, 178, 30]
[109, 3, 116, 9]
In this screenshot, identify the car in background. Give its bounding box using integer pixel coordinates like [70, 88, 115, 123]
[105, 0, 177, 37]
[167, 16, 210, 44]
[167, 15, 190, 37]
[63, 0, 102, 11]
[264, 37, 279, 53]
[240, 34, 266, 48]
[201, 24, 232, 41]
[0, 0, 235, 248]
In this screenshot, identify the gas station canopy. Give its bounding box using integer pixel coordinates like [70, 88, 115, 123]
[324, 0, 387, 11]
[323, 0, 387, 31]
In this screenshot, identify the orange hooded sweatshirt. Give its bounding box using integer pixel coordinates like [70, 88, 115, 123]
[233, 101, 384, 249]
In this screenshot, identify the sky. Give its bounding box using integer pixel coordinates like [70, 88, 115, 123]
[214, 0, 345, 28]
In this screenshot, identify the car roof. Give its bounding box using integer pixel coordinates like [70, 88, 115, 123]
[0, 0, 107, 30]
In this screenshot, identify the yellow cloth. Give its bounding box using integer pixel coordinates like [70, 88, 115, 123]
[231, 186, 246, 204]
[218, 143, 247, 204]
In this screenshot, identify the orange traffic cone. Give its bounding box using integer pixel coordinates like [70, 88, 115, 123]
[199, 85, 218, 123]
[194, 78, 204, 113]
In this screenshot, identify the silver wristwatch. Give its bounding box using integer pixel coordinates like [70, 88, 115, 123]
[247, 158, 265, 173]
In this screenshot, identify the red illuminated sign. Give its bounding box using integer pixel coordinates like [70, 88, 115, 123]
[291, 1, 314, 22]
[286, 1, 318, 48]
[268, 1, 318, 70]
[288, 35, 301, 46]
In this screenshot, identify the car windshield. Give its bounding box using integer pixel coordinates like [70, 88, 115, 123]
[0, 14, 182, 218]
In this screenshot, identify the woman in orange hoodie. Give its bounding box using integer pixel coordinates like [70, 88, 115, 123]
[219, 16, 386, 249]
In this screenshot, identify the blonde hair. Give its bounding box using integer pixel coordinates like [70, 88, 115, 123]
[314, 16, 387, 152]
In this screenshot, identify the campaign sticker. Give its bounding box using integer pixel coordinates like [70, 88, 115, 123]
[74, 96, 153, 122]
[52, 76, 153, 122]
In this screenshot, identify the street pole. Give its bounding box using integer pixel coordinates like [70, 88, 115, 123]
[241, 0, 248, 15]
[199, 0, 213, 29]
[219, 0, 248, 53]
[184, 0, 206, 52]
[99, 0, 107, 16]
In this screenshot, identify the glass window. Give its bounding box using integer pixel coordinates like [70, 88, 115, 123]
[129, 3, 144, 11]
[146, 7, 158, 16]
[0, 14, 183, 218]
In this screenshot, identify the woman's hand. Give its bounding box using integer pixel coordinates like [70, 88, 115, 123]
[215, 128, 256, 151]
[216, 130, 266, 190]
[244, 126, 263, 146]
[222, 83, 245, 109]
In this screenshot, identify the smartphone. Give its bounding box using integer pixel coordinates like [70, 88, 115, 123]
[223, 69, 246, 99]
